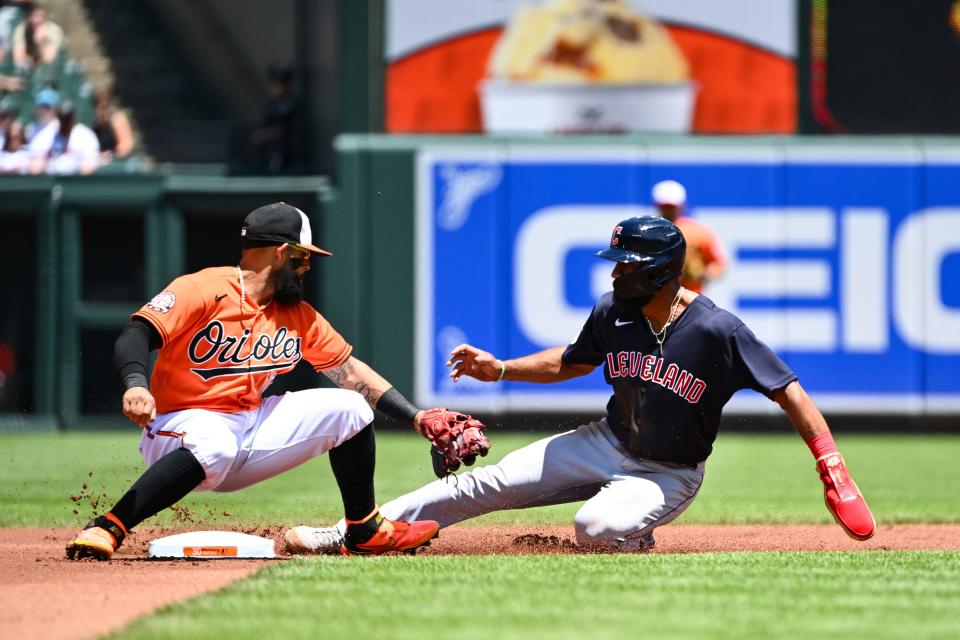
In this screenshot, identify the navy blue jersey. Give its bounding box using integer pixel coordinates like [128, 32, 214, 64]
[562, 293, 796, 466]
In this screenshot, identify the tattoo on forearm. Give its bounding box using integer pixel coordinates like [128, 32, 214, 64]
[322, 366, 346, 386]
[353, 381, 383, 407]
[322, 359, 354, 387]
[323, 360, 385, 407]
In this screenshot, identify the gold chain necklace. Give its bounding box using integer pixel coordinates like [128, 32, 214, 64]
[644, 288, 684, 355]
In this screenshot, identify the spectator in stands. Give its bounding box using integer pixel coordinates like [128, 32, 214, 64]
[252, 61, 297, 174]
[11, 1, 62, 68]
[24, 85, 56, 143]
[0, 72, 22, 91]
[34, 100, 98, 174]
[0, 0, 29, 61]
[0, 97, 11, 147]
[0, 118, 29, 173]
[652, 179, 726, 293]
[92, 88, 133, 162]
[0, 0, 25, 89]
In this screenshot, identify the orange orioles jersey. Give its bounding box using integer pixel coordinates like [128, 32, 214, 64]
[134, 266, 352, 414]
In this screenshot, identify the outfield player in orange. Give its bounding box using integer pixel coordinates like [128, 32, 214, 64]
[652, 180, 726, 293]
[66, 202, 469, 559]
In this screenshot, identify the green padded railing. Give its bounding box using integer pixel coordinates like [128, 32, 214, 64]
[0, 174, 331, 430]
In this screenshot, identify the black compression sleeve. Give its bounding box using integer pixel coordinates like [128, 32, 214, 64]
[107, 447, 205, 531]
[113, 319, 162, 390]
[328, 423, 377, 521]
[375, 387, 420, 426]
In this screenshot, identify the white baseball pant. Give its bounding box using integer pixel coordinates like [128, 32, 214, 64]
[139, 388, 373, 492]
[378, 419, 705, 551]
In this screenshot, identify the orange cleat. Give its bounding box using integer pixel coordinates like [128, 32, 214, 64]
[65, 526, 118, 561]
[341, 517, 440, 556]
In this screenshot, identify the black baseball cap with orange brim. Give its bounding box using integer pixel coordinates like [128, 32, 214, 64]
[241, 202, 332, 256]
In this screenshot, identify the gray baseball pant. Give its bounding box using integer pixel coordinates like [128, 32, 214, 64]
[379, 419, 705, 551]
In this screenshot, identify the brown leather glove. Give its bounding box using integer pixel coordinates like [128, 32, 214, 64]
[417, 408, 490, 478]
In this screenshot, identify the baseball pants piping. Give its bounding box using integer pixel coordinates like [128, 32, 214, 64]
[139, 388, 373, 493]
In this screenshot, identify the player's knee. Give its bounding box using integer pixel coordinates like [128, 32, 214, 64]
[328, 388, 374, 428]
[351, 390, 375, 425]
[573, 520, 619, 550]
[573, 508, 620, 550]
[201, 449, 240, 492]
[573, 501, 659, 550]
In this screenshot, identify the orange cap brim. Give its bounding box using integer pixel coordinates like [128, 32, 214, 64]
[301, 243, 332, 257]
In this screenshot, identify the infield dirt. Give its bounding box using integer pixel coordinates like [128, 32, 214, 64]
[3, 524, 959, 640]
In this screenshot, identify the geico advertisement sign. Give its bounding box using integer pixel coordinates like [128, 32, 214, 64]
[415, 149, 960, 413]
[517, 206, 960, 354]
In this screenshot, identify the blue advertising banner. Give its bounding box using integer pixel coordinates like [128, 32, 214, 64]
[415, 146, 960, 414]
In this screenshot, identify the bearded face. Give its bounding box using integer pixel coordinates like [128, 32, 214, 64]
[612, 291, 655, 315]
[272, 259, 306, 305]
[611, 266, 660, 315]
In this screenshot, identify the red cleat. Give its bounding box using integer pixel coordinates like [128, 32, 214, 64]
[341, 517, 440, 556]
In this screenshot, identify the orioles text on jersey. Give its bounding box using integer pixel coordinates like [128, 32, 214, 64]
[133, 267, 352, 414]
[187, 320, 302, 380]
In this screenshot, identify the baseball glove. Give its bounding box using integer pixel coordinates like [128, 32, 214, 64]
[417, 408, 490, 478]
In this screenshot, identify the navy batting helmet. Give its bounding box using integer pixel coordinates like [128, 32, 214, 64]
[596, 216, 685, 297]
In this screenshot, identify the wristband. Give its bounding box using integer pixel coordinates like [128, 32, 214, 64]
[122, 372, 149, 391]
[496, 359, 506, 382]
[804, 431, 838, 461]
[376, 387, 420, 425]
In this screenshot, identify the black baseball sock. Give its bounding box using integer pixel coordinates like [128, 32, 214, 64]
[329, 423, 378, 543]
[97, 447, 206, 541]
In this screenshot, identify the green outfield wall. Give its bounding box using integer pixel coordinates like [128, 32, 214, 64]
[5, 134, 960, 431]
[0, 175, 332, 431]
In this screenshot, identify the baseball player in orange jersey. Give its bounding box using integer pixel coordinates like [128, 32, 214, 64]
[652, 180, 726, 293]
[65, 202, 483, 560]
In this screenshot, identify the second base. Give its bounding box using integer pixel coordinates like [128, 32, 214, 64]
[148, 530, 276, 559]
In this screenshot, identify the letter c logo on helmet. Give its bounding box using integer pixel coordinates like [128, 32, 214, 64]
[596, 216, 686, 298]
[611, 225, 623, 246]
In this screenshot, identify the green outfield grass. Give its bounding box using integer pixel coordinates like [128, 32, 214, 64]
[4, 430, 959, 639]
[113, 551, 960, 640]
[1, 431, 959, 527]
